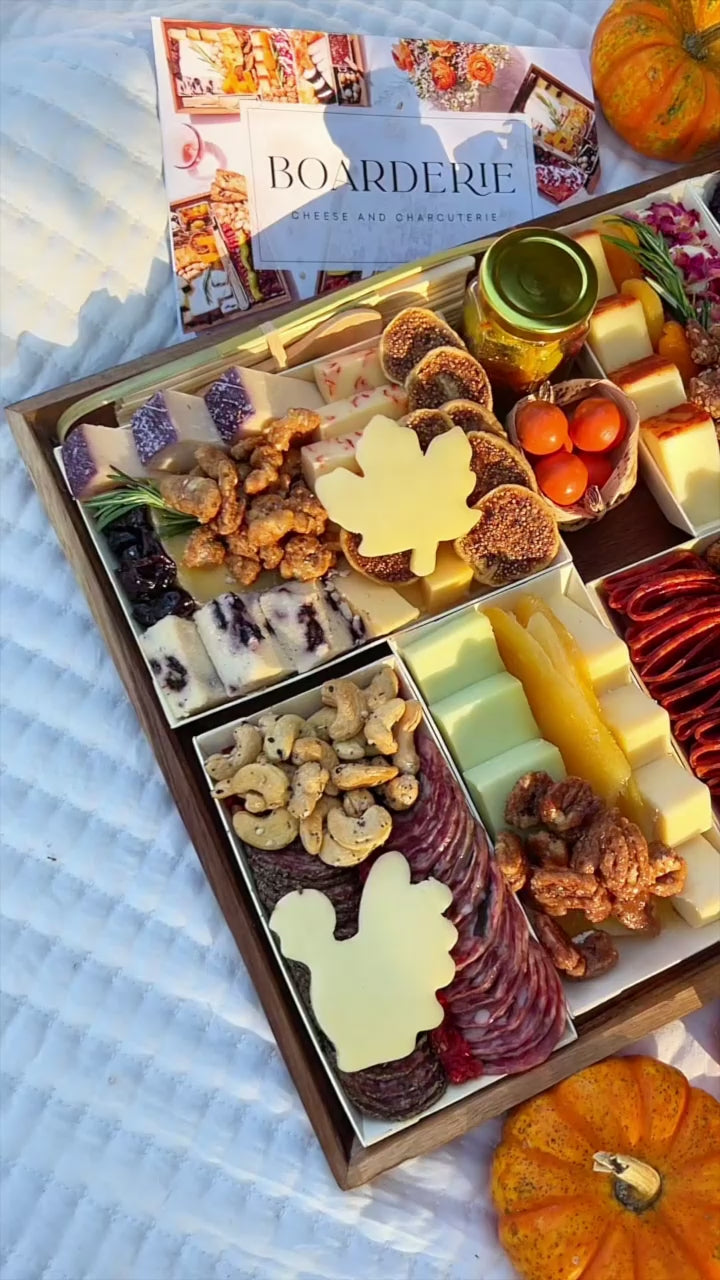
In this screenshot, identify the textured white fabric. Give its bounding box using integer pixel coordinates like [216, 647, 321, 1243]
[1, 3, 717, 1277]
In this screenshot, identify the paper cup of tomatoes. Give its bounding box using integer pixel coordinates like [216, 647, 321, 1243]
[506, 379, 639, 531]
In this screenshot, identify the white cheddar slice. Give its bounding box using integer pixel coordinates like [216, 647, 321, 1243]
[599, 684, 671, 769]
[313, 343, 386, 402]
[401, 608, 503, 704]
[573, 231, 616, 299]
[203, 365, 322, 444]
[300, 431, 363, 492]
[672, 834, 720, 928]
[131, 389, 222, 470]
[549, 596, 630, 694]
[611, 355, 686, 422]
[432, 673, 538, 772]
[633, 755, 713, 846]
[62, 422, 147, 498]
[324, 569, 419, 639]
[588, 293, 652, 373]
[642, 402, 720, 529]
[317, 384, 407, 439]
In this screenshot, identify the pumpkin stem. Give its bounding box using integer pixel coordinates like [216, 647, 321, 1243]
[593, 1152, 662, 1212]
[684, 22, 720, 59]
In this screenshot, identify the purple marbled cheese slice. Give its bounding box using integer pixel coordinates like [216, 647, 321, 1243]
[131, 389, 221, 469]
[61, 423, 147, 498]
[203, 365, 323, 444]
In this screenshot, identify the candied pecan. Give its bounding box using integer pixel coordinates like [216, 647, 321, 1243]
[686, 318, 720, 368]
[689, 368, 720, 420]
[573, 810, 651, 897]
[244, 465, 280, 494]
[495, 830, 529, 893]
[529, 867, 608, 918]
[648, 841, 688, 897]
[280, 535, 335, 582]
[539, 777, 603, 835]
[527, 829, 570, 868]
[568, 929, 619, 980]
[157, 475, 221, 523]
[266, 408, 322, 452]
[285, 482, 328, 536]
[226, 555, 262, 587]
[613, 894, 660, 934]
[181, 526, 226, 570]
[259, 542, 285, 571]
[504, 771, 554, 829]
[230, 438, 257, 462]
[250, 443, 285, 472]
[246, 507, 295, 547]
[529, 910, 586, 978]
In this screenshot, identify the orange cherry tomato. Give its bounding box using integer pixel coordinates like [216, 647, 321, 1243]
[569, 396, 626, 452]
[516, 402, 571, 456]
[574, 449, 613, 490]
[535, 451, 588, 506]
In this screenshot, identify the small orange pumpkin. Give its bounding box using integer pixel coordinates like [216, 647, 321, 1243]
[591, 0, 720, 162]
[492, 1055, 720, 1279]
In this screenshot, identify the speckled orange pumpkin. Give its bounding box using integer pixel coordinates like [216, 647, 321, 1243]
[591, 0, 720, 161]
[491, 1056, 720, 1280]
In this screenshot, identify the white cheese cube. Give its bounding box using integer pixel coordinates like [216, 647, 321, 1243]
[549, 596, 630, 694]
[140, 615, 224, 719]
[587, 293, 652, 373]
[432, 673, 538, 772]
[62, 423, 147, 498]
[633, 755, 713, 846]
[324, 569, 419, 639]
[258, 581, 357, 673]
[402, 609, 503, 704]
[131, 389, 222, 470]
[300, 431, 363, 492]
[642, 402, 720, 529]
[317, 384, 408, 440]
[313, 343, 385, 402]
[573, 231, 616, 299]
[600, 684, 671, 769]
[203, 365, 323, 444]
[672, 834, 720, 928]
[611, 356, 686, 422]
[195, 593, 293, 696]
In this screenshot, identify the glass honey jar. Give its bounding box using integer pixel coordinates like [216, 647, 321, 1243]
[463, 227, 598, 404]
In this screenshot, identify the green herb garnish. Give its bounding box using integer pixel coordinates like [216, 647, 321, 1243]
[83, 470, 199, 537]
[599, 214, 696, 325]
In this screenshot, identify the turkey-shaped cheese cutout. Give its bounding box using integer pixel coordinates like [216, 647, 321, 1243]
[315, 415, 477, 577]
[270, 850, 457, 1072]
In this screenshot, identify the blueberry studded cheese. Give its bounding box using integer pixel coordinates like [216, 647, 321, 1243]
[139, 616, 224, 719]
[259, 581, 358, 673]
[195, 592, 294, 696]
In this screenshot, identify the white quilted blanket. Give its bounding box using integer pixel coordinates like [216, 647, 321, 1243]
[1, 3, 717, 1277]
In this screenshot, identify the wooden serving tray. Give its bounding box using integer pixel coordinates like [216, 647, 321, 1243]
[8, 157, 719, 1189]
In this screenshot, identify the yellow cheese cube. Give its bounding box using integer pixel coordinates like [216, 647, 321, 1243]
[432, 672, 538, 772]
[611, 355, 686, 422]
[401, 608, 503, 704]
[672, 834, 720, 928]
[599, 684, 671, 769]
[642, 402, 720, 529]
[573, 231, 616, 299]
[547, 596, 630, 694]
[588, 293, 652, 373]
[633, 755, 713, 846]
[419, 544, 474, 614]
[464, 739, 565, 837]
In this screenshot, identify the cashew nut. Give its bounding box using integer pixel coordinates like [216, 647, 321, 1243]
[291, 736, 339, 772]
[233, 807, 298, 850]
[318, 830, 370, 867]
[303, 707, 335, 741]
[327, 804, 392, 855]
[364, 698, 406, 755]
[257, 711, 278, 733]
[321, 678, 367, 742]
[245, 791, 269, 814]
[392, 700, 423, 775]
[342, 788, 375, 817]
[366, 666, 399, 710]
[379, 774, 419, 811]
[334, 736, 367, 761]
[332, 761, 399, 790]
[214, 761, 289, 808]
[299, 795, 342, 856]
[288, 762, 330, 820]
[263, 714, 306, 762]
[205, 723, 263, 780]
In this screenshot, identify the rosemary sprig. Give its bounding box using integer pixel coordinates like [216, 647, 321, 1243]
[599, 214, 696, 324]
[83, 469, 199, 538]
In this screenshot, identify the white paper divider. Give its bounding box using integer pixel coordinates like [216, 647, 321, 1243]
[192, 650, 577, 1148]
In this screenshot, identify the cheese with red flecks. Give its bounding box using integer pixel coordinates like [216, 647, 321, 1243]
[313, 343, 386, 403]
[317, 384, 408, 439]
[301, 431, 363, 492]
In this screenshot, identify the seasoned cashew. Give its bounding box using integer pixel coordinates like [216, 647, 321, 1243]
[379, 774, 419, 811]
[392, 700, 423, 775]
[205, 723, 263, 780]
[303, 708, 335, 741]
[333, 761, 399, 790]
[214, 761, 289, 808]
[321, 678, 367, 742]
[364, 698, 406, 755]
[342, 788, 375, 817]
[334, 736, 367, 761]
[257, 711, 278, 733]
[327, 804, 392, 854]
[288, 762, 330, 820]
[318, 830, 372, 867]
[244, 791, 268, 814]
[299, 795, 342, 856]
[366, 667, 399, 710]
[263, 714, 306, 762]
[233, 807, 298, 850]
[291, 735, 339, 795]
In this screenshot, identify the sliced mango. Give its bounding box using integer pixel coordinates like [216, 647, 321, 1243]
[621, 279, 665, 348]
[514, 593, 599, 707]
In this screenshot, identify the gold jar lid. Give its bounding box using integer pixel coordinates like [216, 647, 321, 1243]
[479, 227, 598, 340]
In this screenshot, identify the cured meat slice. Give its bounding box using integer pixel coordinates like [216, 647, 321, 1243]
[337, 1035, 447, 1120]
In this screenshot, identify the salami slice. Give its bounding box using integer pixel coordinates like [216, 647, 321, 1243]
[337, 1035, 448, 1120]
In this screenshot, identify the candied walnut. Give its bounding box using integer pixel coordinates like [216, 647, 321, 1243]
[529, 910, 586, 978]
[280, 535, 335, 582]
[527, 830, 570, 868]
[286, 482, 328, 536]
[573, 810, 651, 898]
[266, 408, 322, 452]
[247, 507, 295, 547]
[250, 443, 285, 472]
[244, 465, 280, 495]
[195, 446, 245, 536]
[539, 778, 603, 835]
[568, 929, 619, 980]
[529, 867, 612, 922]
[259, 542, 285, 571]
[182, 526, 226, 570]
[248, 493, 285, 519]
[157, 474, 221, 523]
[225, 528, 257, 559]
[648, 841, 688, 897]
[504, 771, 554, 829]
[613, 894, 660, 934]
[495, 830, 529, 893]
[227, 555, 262, 587]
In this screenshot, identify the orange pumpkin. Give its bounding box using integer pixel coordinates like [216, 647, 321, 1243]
[591, 0, 720, 161]
[492, 1056, 720, 1279]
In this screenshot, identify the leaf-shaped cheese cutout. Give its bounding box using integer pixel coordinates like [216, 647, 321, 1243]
[316, 415, 477, 577]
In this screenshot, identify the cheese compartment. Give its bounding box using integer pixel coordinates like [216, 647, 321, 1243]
[193, 653, 576, 1150]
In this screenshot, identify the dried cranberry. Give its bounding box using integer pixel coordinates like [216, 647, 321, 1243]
[132, 590, 195, 627]
[118, 555, 176, 600]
